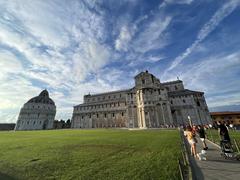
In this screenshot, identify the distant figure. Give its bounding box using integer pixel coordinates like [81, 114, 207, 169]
[198, 125, 208, 150]
[217, 121, 230, 141]
[184, 125, 198, 159]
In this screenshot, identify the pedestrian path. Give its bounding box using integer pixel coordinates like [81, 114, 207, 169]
[189, 137, 240, 180]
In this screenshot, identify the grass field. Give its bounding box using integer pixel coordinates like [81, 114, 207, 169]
[0, 129, 181, 180]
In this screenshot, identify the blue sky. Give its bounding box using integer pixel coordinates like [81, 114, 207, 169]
[0, 0, 240, 123]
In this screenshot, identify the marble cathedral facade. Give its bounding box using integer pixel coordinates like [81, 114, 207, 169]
[71, 71, 211, 129]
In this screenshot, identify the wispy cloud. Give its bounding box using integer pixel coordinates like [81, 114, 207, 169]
[165, 52, 240, 108]
[166, 0, 240, 71]
[132, 15, 171, 54]
[115, 26, 135, 52]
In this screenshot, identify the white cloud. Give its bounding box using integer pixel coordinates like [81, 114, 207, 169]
[159, 0, 194, 9]
[0, 0, 113, 123]
[164, 52, 240, 108]
[115, 26, 134, 52]
[145, 55, 166, 63]
[165, 0, 194, 5]
[133, 16, 171, 53]
[167, 0, 240, 71]
[0, 76, 41, 109]
[0, 50, 23, 80]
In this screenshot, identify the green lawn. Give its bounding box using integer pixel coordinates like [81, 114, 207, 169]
[0, 129, 181, 180]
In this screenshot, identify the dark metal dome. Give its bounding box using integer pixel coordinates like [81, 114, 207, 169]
[27, 90, 55, 105]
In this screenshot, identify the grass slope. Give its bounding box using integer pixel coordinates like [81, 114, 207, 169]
[0, 129, 181, 180]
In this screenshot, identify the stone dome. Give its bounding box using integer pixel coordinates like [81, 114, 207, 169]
[27, 90, 55, 105]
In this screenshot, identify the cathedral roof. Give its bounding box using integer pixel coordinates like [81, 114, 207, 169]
[27, 90, 55, 105]
[168, 89, 204, 97]
[162, 80, 182, 85]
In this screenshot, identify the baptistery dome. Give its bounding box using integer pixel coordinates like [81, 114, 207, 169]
[27, 90, 55, 105]
[15, 90, 56, 130]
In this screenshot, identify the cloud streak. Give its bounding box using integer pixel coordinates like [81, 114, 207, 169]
[166, 0, 240, 71]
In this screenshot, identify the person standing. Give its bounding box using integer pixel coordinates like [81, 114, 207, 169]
[217, 121, 230, 141]
[198, 125, 208, 150]
[184, 125, 198, 159]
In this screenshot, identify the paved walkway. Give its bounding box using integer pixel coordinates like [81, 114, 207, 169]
[189, 137, 240, 180]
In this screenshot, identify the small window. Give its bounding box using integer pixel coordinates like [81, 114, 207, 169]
[183, 99, 186, 103]
[122, 112, 124, 116]
[142, 79, 145, 84]
[104, 113, 107, 118]
[97, 114, 99, 118]
[112, 113, 115, 117]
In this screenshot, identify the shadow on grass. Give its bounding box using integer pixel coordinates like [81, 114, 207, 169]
[0, 172, 16, 180]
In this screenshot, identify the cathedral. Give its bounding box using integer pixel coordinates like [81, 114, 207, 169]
[15, 90, 56, 130]
[71, 71, 211, 129]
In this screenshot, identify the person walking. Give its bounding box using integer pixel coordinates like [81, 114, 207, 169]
[198, 125, 208, 150]
[184, 125, 198, 159]
[217, 121, 231, 151]
[217, 121, 230, 141]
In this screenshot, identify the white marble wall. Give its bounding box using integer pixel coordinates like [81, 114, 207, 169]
[72, 71, 211, 128]
[15, 102, 56, 130]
